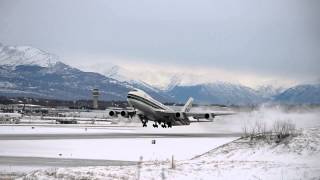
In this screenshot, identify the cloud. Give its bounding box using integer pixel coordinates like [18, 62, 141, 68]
[0, 0, 319, 88]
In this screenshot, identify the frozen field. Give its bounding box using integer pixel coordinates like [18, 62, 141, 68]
[0, 138, 236, 161]
[20, 127, 320, 180]
[0, 106, 319, 179]
[0, 125, 137, 134]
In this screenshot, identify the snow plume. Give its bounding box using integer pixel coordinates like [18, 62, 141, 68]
[193, 104, 320, 134]
[236, 105, 320, 135]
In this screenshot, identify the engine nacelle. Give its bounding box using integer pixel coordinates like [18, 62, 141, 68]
[204, 113, 215, 120]
[120, 111, 128, 117]
[109, 110, 116, 117]
[175, 112, 184, 119]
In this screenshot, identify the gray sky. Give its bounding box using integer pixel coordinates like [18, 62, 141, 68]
[0, 0, 319, 88]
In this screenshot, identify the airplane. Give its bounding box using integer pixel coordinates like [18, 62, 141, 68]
[108, 89, 234, 128]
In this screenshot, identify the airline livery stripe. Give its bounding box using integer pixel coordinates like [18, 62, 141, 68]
[127, 95, 165, 110]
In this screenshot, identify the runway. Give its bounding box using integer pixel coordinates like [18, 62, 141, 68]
[0, 156, 136, 167]
[0, 125, 241, 169]
[0, 132, 242, 140]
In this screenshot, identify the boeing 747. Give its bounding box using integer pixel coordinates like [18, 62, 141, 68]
[108, 89, 234, 128]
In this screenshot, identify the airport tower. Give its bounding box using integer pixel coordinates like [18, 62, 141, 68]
[92, 88, 100, 109]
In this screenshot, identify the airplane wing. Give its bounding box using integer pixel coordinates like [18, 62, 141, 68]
[154, 110, 234, 118]
[186, 112, 235, 119]
[185, 112, 235, 122]
[153, 110, 191, 126]
[107, 108, 136, 118]
[153, 110, 235, 125]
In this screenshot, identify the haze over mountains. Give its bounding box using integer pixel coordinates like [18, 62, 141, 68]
[0, 43, 319, 105]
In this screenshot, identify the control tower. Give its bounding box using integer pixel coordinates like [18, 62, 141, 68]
[92, 88, 100, 109]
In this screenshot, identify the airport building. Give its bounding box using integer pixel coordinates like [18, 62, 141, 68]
[92, 89, 100, 109]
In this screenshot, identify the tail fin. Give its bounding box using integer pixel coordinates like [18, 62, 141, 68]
[181, 97, 193, 112]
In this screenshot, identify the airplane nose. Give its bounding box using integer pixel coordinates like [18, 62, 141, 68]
[127, 92, 134, 97]
[128, 90, 137, 96]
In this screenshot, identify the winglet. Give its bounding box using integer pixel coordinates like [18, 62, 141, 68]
[182, 97, 193, 112]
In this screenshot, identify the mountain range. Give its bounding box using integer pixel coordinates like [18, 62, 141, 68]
[0, 43, 319, 105]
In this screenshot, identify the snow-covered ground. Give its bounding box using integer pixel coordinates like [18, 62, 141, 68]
[1, 106, 319, 179]
[0, 138, 236, 161]
[0, 125, 136, 134]
[21, 127, 320, 180]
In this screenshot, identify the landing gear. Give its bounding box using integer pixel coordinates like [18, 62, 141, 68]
[152, 123, 158, 128]
[161, 122, 172, 128]
[138, 115, 148, 127]
[142, 122, 147, 127]
[162, 122, 172, 128]
[141, 118, 173, 128]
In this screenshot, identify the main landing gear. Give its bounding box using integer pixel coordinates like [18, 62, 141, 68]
[139, 115, 173, 128]
[152, 123, 158, 128]
[153, 122, 172, 128]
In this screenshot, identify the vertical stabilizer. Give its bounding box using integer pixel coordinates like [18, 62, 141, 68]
[182, 97, 193, 112]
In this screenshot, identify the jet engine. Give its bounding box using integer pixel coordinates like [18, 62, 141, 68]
[120, 111, 136, 118]
[204, 113, 215, 120]
[120, 110, 128, 117]
[109, 110, 116, 117]
[175, 112, 184, 119]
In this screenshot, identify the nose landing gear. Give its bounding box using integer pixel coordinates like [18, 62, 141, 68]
[142, 121, 148, 127]
[138, 115, 148, 127]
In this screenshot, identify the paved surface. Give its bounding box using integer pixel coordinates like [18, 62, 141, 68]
[0, 126, 241, 168]
[0, 156, 137, 167]
[0, 132, 242, 140]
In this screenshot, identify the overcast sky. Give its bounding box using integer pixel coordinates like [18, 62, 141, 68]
[0, 0, 319, 88]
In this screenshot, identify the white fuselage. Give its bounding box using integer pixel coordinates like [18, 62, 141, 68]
[127, 90, 172, 121]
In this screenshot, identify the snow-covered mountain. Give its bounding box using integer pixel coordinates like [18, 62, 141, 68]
[102, 65, 131, 83]
[0, 43, 57, 67]
[101, 65, 170, 101]
[0, 43, 172, 102]
[256, 85, 284, 99]
[167, 82, 265, 105]
[100, 65, 181, 91]
[274, 84, 320, 104]
[1, 43, 319, 105]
